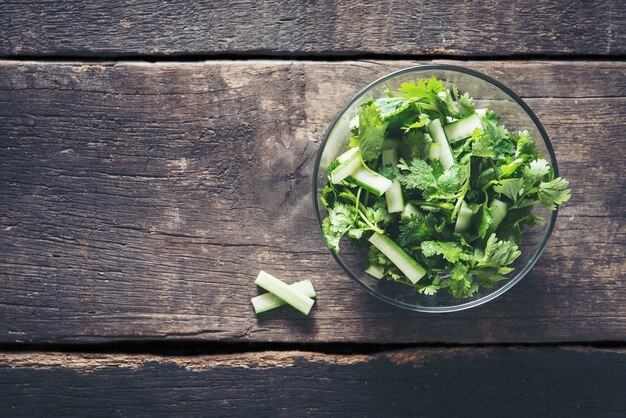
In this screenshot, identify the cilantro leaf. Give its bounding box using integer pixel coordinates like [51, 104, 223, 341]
[373, 97, 411, 119]
[458, 91, 476, 117]
[397, 213, 446, 246]
[400, 130, 432, 161]
[358, 102, 388, 161]
[446, 264, 478, 299]
[397, 77, 445, 98]
[437, 163, 470, 196]
[477, 203, 493, 239]
[421, 240, 471, 263]
[364, 200, 393, 229]
[523, 159, 551, 187]
[476, 233, 521, 267]
[538, 177, 571, 210]
[514, 130, 539, 160]
[499, 158, 525, 177]
[494, 178, 525, 205]
[321, 203, 356, 252]
[397, 158, 437, 191]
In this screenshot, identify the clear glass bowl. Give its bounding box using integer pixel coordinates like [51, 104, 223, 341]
[313, 64, 559, 313]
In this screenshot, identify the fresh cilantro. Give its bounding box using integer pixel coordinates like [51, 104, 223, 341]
[320, 76, 571, 299]
[397, 158, 437, 192]
[421, 240, 471, 263]
[523, 159, 551, 186]
[538, 177, 571, 210]
[358, 102, 388, 162]
[397, 213, 446, 246]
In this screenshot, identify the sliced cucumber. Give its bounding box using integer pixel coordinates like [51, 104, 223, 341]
[454, 200, 474, 233]
[487, 198, 508, 235]
[401, 202, 421, 218]
[382, 149, 404, 213]
[331, 149, 362, 183]
[444, 113, 483, 143]
[429, 143, 442, 160]
[254, 271, 315, 315]
[365, 264, 385, 279]
[368, 233, 426, 284]
[336, 146, 359, 164]
[349, 167, 393, 197]
[427, 119, 454, 169]
[251, 280, 316, 314]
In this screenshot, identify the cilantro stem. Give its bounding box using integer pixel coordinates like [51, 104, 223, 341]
[358, 209, 383, 234]
[354, 188, 362, 223]
[410, 200, 454, 210]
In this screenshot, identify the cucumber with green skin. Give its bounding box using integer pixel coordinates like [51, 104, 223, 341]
[444, 113, 483, 143]
[454, 200, 474, 233]
[365, 264, 385, 279]
[331, 148, 362, 183]
[427, 119, 454, 169]
[368, 233, 426, 284]
[254, 271, 315, 315]
[251, 280, 316, 314]
[348, 167, 393, 197]
[382, 148, 404, 213]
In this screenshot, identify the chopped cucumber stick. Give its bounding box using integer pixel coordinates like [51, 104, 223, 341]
[331, 148, 361, 183]
[349, 167, 393, 196]
[368, 233, 426, 284]
[401, 202, 421, 218]
[254, 271, 315, 315]
[454, 200, 474, 233]
[251, 280, 316, 314]
[336, 146, 359, 164]
[444, 113, 483, 143]
[365, 264, 385, 279]
[427, 119, 454, 169]
[487, 198, 508, 235]
[382, 149, 404, 213]
[429, 143, 442, 160]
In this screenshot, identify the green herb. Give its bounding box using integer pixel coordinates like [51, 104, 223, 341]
[320, 77, 571, 298]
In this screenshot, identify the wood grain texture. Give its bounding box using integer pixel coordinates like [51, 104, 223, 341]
[1, 60, 625, 344]
[1, 1, 625, 57]
[1, 348, 625, 417]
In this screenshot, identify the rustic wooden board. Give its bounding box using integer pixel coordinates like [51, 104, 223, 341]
[1, 1, 624, 57]
[1, 60, 625, 344]
[1, 348, 625, 416]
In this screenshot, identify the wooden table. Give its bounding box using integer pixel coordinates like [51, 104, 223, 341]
[1, 1, 625, 416]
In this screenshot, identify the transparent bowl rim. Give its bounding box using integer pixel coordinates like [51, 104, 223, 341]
[312, 64, 559, 313]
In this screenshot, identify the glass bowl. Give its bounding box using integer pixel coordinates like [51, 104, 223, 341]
[313, 64, 559, 313]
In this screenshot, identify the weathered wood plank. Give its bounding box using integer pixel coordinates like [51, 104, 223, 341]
[0, 61, 625, 344]
[1, 1, 624, 57]
[1, 348, 625, 416]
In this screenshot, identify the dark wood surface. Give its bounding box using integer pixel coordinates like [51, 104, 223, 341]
[1, 1, 624, 57]
[1, 1, 625, 416]
[1, 348, 625, 417]
[1, 61, 624, 344]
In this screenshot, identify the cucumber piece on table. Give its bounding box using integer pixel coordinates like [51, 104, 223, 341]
[254, 271, 315, 315]
[251, 280, 316, 314]
[427, 119, 454, 169]
[382, 148, 404, 213]
[368, 233, 426, 284]
[444, 113, 483, 143]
